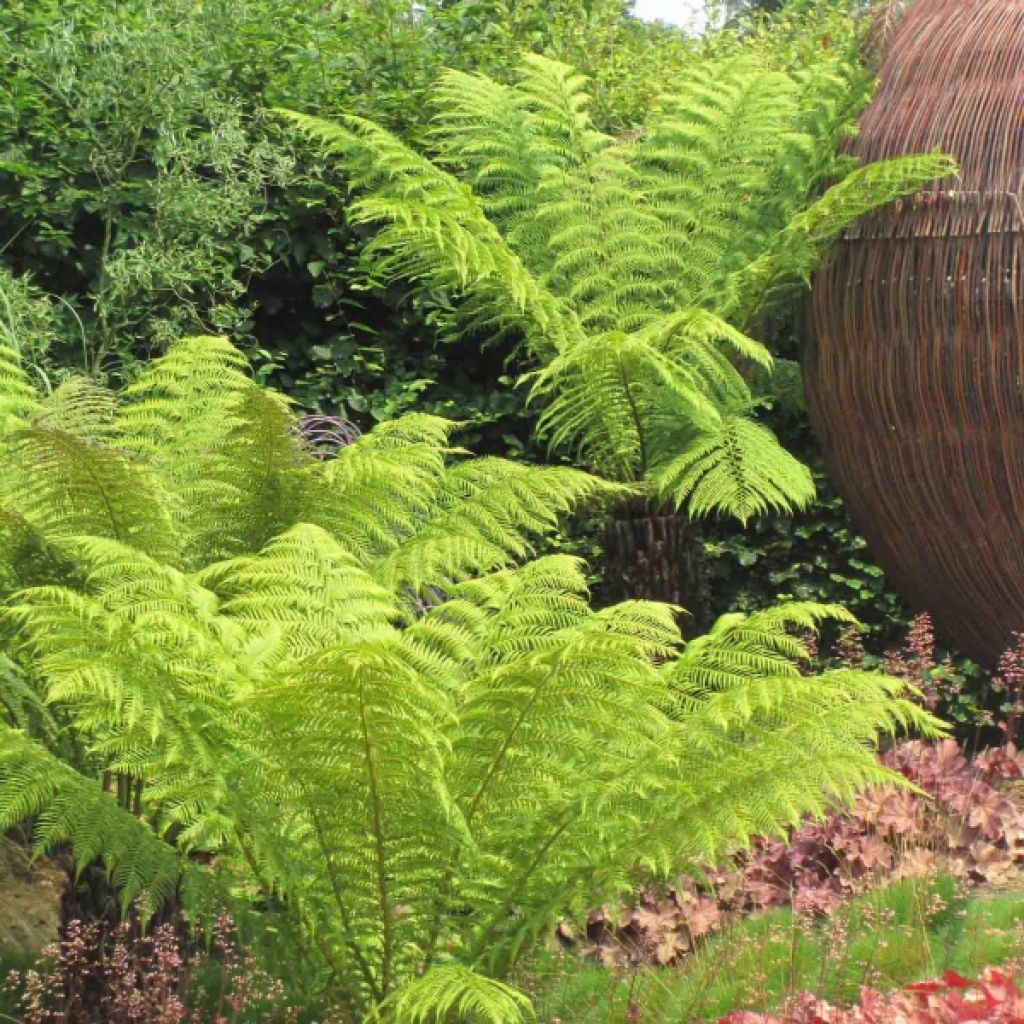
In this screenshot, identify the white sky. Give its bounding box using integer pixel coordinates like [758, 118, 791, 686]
[632, 0, 709, 29]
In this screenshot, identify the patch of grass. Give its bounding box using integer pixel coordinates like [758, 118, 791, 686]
[944, 888, 1024, 973]
[521, 875, 1024, 1024]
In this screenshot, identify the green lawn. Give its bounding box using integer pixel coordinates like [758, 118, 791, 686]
[519, 876, 1024, 1023]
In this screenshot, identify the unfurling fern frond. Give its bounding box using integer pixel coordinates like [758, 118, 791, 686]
[286, 53, 952, 522]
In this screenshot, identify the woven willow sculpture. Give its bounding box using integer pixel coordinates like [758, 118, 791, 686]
[807, 0, 1024, 664]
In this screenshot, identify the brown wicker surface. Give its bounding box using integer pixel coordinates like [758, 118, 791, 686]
[805, 0, 1024, 665]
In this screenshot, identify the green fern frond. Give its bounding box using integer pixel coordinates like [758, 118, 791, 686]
[224, 385, 308, 553]
[4, 427, 178, 560]
[374, 459, 623, 593]
[0, 653, 55, 738]
[516, 55, 604, 168]
[34, 377, 118, 442]
[280, 109, 578, 359]
[729, 151, 960, 319]
[0, 344, 41, 432]
[457, 555, 594, 666]
[431, 69, 545, 221]
[530, 330, 723, 480]
[307, 413, 457, 565]
[289, 53, 952, 523]
[651, 415, 815, 523]
[592, 600, 682, 660]
[117, 334, 301, 563]
[209, 524, 399, 655]
[0, 725, 181, 910]
[631, 58, 803, 302]
[257, 633, 456, 996]
[384, 966, 533, 1024]
[0, 353, 179, 564]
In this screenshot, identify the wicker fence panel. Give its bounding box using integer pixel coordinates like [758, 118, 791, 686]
[806, 0, 1024, 664]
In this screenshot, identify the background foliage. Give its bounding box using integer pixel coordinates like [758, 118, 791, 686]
[0, 2, 1010, 1021]
[0, 0, 964, 665]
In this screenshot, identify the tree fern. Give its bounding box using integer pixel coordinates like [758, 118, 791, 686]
[283, 52, 955, 522]
[0, 337, 943, 1022]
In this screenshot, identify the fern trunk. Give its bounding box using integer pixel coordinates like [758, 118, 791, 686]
[59, 862, 121, 930]
[59, 861, 185, 931]
[597, 504, 711, 634]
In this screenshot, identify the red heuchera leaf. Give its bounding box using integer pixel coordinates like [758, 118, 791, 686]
[943, 970, 973, 989]
[906, 978, 947, 995]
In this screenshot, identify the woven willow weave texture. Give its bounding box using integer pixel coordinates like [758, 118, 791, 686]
[806, 0, 1024, 665]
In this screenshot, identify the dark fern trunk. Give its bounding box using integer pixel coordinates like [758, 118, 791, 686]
[596, 504, 711, 636]
[59, 862, 122, 931]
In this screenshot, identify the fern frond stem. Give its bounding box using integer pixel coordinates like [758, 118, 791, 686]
[308, 806, 384, 1003]
[117, 773, 131, 810]
[463, 663, 558, 827]
[233, 825, 340, 1000]
[359, 680, 394, 996]
[59, 427, 127, 540]
[617, 356, 647, 477]
[232, 827, 360, 1003]
[0, 694, 20, 727]
[424, 665, 563, 969]
[56, 716, 88, 775]
[420, 846, 466, 971]
[310, 925, 363, 1021]
[466, 810, 577, 969]
[420, 897, 451, 974]
[434, 663, 565, 966]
